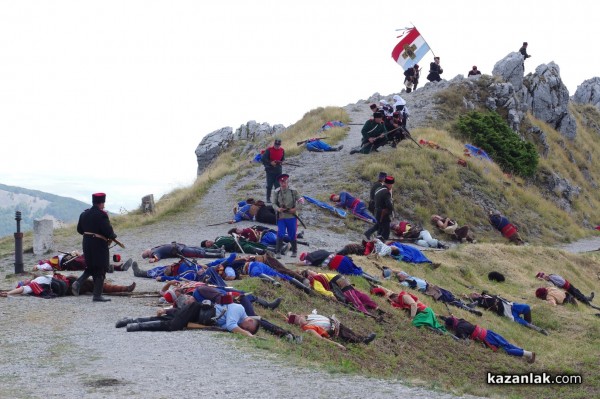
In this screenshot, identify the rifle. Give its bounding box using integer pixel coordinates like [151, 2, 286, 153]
[274, 160, 302, 167]
[206, 221, 233, 227]
[109, 238, 126, 249]
[401, 127, 422, 149]
[297, 137, 328, 146]
[280, 208, 307, 229]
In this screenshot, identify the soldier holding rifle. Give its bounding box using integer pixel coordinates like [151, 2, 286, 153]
[364, 176, 395, 240]
[72, 193, 118, 302]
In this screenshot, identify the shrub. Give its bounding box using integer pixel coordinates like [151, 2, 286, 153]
[455, 111, 539, 177]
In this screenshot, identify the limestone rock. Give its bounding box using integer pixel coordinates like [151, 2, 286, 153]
[195, 122, 286, 175]
[573, 77, 600, 107]
[522, 62, 577, 139]
[492, 52, 525, 89]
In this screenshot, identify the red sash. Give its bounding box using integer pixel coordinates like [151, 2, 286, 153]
[500, 223, 518, 238]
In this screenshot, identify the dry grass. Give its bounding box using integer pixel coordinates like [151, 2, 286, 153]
[234, 244, 600, 399]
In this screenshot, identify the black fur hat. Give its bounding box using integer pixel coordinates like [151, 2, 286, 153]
[488, 271, 505, 282]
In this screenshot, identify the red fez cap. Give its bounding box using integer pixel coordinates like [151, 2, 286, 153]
[113, 254, 121, 263]
[329, 194, 337, 201]
[287, 314, 297, 324]
[220, 294, 234, 305]
[299, 252, 307, 262]
[384, 176, 395, 184]
[92, 193, 106, 204]
[535, 272, 545, 279]
[277, 174, 289, 182]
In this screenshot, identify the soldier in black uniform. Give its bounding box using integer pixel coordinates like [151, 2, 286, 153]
[72, 193, 117, 302]
[364, 176, 395, 240]
[368, 171, 387, 213]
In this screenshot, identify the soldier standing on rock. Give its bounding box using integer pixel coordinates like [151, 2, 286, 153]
[72, 193, 117, 302]
[261, 138, 285, 204]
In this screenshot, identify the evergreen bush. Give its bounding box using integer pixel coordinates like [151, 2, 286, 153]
[456, 111, 538, 177]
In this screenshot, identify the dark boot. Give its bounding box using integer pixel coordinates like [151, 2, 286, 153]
[204, 248, 225, 259]
[116, 316, 160, 328]
[280, 242, 290, 256]
[255, 297, 282, 310]
[275, 239, 282, 259]
[71, 280, 81, 296]
[92, 276, 111, 302]
[126, 320, 169, 332]
[117, 258, 133, 272]
[588, 292, 595, 302]
[363, 333, 377, 345]
[131, 261, 147, 278]
[290, 240, 297, 257]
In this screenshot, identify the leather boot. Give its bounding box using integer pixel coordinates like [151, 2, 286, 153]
[92, 276, 111, 302]
[255, 297, 282, 310]
[116, 316, 159, 328]
[275, 239, 282, 259]
[132, 261, 147, 278]
[290, 240, 298, 257]
[126, 320, 169, 332]
[114, 258, 133, 272]
[205, 249, 225, 258]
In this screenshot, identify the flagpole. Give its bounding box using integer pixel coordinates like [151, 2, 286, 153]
[409, 21, 436, 58]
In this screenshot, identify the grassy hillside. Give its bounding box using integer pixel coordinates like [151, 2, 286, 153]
[234, 244, 600, 399]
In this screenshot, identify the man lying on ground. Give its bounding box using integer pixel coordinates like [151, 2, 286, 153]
[141, 242, 224, 263]
[285, 311, 376, 350]
[201, 236, 267, 255]
[465, 292, 548, 335]
[442, 316, 536, 363]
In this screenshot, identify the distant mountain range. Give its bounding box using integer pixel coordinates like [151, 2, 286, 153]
[0, 183, 89, 238]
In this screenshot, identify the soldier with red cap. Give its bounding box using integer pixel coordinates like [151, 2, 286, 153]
[329, 191, 376, 223]
[274, 174, 302, 258]
[261, 138, 285, 204]
[71, 193, 117, 302]
[364, 175, 395, 240]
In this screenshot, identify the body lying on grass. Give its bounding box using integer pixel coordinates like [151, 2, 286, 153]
[441, 316, 536, 363]
[465, 292, 548, 335]
[301, 269, 383, 319]
[372, 270, 482, 316]
[285, 311, 376, 350]
[535, 272, 598, 309]
[370, 286, 446, 333]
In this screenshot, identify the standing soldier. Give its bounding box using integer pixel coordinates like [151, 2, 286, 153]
[368, 172, 387, 213]
[274, 174, 301, 259]
[262, 138, 285, 204]
[71, 193, 117, 302]
[364, 176, 395, 240]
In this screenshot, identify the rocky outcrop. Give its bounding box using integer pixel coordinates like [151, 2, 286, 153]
[492, 52, 525, 89]
[195, 121, 285, 175]
[522, 62, 577, 140]
[536, 170, 581, 213]
[573, 77, 600, 107]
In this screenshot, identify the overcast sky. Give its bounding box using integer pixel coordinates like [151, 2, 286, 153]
[1, 0, 598, 213]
